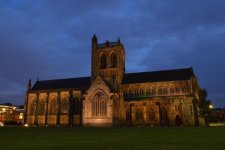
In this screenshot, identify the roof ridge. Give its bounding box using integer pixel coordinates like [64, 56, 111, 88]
[125, 67, 192, 75]
[37, 76, 91, 82]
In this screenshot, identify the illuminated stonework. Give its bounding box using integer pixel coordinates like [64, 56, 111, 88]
[24, 35, 205, 127]
[82, 76, 114, 126]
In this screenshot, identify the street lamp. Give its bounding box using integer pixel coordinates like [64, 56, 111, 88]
[209, 105, 213, 109]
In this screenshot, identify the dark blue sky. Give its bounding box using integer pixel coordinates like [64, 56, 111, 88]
[0, 0, 225, 107]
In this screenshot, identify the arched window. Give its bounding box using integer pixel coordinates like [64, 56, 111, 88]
[140, 88, 144, 96]
[163, 86, 168, 95]
[148, 108, 155, 121]
[161, 107, 169, 126]
[158, 87, 163, 95]
[146, 87, 150, 96]
[61, 97, 69, 114]
[135, 108, 143, 121]
[49, 97, 57, 115]
[74, 96, 80, 115]
[38, 98, 45, 115]
[187, 85, 190, 93]
[100, 54, 107, 69]
[128, 88, 133, 96]
[175, 85, 180, 93]
[92, 91, 107, 117]
[110, 53, 117, 67]
[182, 86, 187, 93]
[170, 86, 174, 94]
[28, 98, 36, 115]
[125, 108, 131, 121]
[151, 87, 156, 95]
[135, 88, 139, 96]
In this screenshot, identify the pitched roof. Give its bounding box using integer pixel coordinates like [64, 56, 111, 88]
[122, 68, 194, 84]
[31, 77, 91, 91]
[30, 68, 194, 91]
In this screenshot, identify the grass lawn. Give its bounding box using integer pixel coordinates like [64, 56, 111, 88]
[0, 126, 225, 150]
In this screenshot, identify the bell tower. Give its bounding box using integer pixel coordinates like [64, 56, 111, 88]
[91, 34, 125, 92]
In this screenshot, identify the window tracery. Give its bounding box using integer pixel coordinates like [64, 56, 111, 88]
[61, 97, 69, 114]
[175, 85, 180, 93]
[37, 98, 45, 115]
[148, 108, 155, 121]
[136, 108, 143, 121]
[146, 87, 150, 96]
[92, 91, 107, 117]
[28, 98, 36, 115]
[170, 86, 174, 94]
[49, 97, 57, 115]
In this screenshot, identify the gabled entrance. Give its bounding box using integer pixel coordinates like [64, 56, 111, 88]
[82, 76, 114, 127]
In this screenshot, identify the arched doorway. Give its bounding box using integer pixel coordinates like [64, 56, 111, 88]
[175, 115, 183, 126]
[161, 107, 170, 126]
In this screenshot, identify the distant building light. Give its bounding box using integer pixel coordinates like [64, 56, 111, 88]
[0, 122, 4, 126]
[24, 124, 29, 127]
[209, 105, 213, 109]
[19, 113, 23, 119]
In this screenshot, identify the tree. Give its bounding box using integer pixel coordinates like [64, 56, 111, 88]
[198, 88, 212, 125]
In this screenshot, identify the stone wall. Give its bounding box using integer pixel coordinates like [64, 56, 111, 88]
[25, 90, 82, 126]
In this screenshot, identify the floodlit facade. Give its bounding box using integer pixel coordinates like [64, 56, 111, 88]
[24, 35, 205, 127]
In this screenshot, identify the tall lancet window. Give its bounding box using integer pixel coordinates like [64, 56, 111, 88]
[100, 54, 107, 69]
[28, 98, 36, 115]
[110, 53, 117, 67]
[49, 97, 58, 115]
[61, 97, 69, 114]
[38, 98, 45, 115]
[92, 91, 107, 117]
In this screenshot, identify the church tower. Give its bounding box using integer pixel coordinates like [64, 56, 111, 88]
[91, 34, 125, 92]
[82, 35, 125, 126]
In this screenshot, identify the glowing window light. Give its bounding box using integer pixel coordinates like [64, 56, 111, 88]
[19, 113, 23, 119]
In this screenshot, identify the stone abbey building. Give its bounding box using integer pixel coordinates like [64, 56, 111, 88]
[24, 35, 205, 127]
